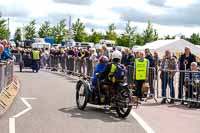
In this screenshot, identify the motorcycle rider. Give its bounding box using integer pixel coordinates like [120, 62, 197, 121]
[100, 50, 125, 85]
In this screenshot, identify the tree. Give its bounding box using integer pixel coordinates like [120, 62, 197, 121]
[117, 34, 129, 47]
[188, 33, 200, 45]
[50, 19, 67, 44]
[117, 21, 137, 47]
[135, 34, 145, 46]
[24, 20, 37, 40]
[38, 21, 51, 38]
[14, 27, 22, 42]
[0, 18, 9, 39]
[72, 18, 87, 42]
[164, 34, 176, 40]
[143, 21, 158, 44]
[105, 23, 117, 42]
[87, 28, 103, 43]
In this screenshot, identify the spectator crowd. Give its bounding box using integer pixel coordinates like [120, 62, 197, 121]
[11, 44, 200, 105]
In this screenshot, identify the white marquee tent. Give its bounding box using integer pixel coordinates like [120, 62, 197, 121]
[135, 39, 200, 56]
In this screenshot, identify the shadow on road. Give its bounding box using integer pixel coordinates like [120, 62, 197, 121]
[140, 102, 163, 107]
[58, 106, 129, 123]
[141, 101, 200, 111]
[14, 70, 34, 73]
[167, 104, 200, 110]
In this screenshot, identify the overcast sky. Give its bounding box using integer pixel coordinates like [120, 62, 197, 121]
[1, 0, 200, 38]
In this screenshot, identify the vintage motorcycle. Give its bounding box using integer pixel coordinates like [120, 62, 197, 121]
[76, 74, 133, 118]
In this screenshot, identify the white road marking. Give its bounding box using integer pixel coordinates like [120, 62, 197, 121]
[9, 118, 15, 133]
[9, 97, 36, 133]
[131, 110, 155, 133]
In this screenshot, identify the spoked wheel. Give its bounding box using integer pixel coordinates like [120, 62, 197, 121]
[76, 81, 88, 110]
[116, 86, 132, 118]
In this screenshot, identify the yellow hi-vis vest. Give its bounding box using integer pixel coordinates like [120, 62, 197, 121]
[108, 64, 117, 83]
[32, 50, 40, 60]
[135, 58, 148, 80]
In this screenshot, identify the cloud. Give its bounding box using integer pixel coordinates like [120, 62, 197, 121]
[53, 0, 93, 5]
[0, 4, 30, 17]
[113, 1, 200, 26]
[148, 0, 166, 7]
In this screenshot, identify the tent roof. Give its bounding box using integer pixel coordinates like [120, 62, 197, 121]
[142, 39, 178, 50]
[135, 39, 200, 56]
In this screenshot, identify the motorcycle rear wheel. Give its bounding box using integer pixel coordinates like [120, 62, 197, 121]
[116, 106, 132, 118]
[116, 86, 132, 118]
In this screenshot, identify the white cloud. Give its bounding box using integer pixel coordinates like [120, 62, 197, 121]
[165, 0, 198, 7]
[0, 0, 200, 38]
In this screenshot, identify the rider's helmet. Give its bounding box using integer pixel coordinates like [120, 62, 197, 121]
[99, 55, 109, 64]
[112, 50, 122, 62]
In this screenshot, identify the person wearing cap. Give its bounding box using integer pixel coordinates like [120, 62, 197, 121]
[178, 47, 196, 99]
[185, 62, 200, 99]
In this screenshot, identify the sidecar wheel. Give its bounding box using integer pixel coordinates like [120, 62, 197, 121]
[76, 81, 88, 110]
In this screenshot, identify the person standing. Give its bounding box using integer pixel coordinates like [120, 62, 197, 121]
[160, 50, 177, 104]
[86, 48, 97, 77]
[1, 41, 13, 60]
[135, 52, 149, 100]
[178, 47, 196, 99]
[31, 48, 40, 73]
[67, 47, 75, 74]
[145, 48, 155, 96]
[102, 45, 109, 58]
[153, 51, 160, 79]
[0, 44, 4, 60]
[123, 48, 135, 67]
[78, 49, 87, 75]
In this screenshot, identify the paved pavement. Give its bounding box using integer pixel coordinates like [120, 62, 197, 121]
[0, 69, 145, 133]
[134, 100, 200, 133]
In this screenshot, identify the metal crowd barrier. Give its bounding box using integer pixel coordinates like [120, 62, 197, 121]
[157, 69, 200, 104]
[13, 53, 22, 65]
[45, 55, 200, 105]
[127, 65, 200, 104]
[0, 62, 14, 93]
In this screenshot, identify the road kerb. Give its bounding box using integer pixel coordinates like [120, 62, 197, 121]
[0, 76, 20, 116]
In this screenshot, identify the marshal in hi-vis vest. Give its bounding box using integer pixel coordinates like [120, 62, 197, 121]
[135, 58, 148, 80]
[32, 50, 40, 60]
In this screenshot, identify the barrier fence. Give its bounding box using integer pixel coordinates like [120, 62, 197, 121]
[44, 55, 200, 104]
[13, 53, 22, 65]
[0, 62, 14, 93]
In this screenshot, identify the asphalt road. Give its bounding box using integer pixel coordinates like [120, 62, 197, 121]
[0, 69, 145, 133]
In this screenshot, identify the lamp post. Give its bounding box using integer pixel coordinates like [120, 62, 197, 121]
[8, 17, 10, 39]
